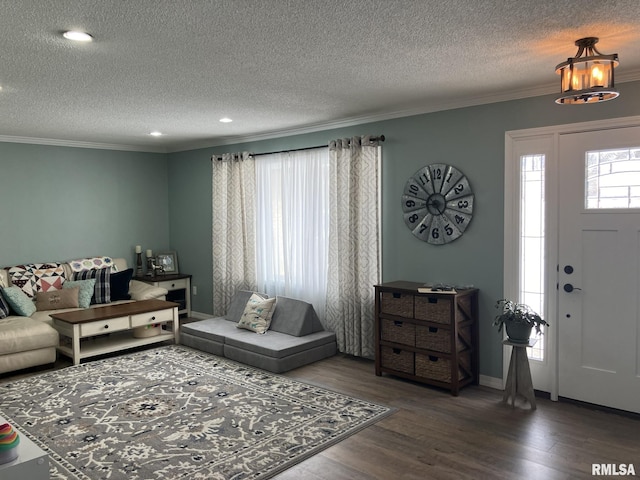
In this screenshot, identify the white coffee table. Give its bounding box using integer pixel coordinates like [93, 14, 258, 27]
[50, 299, 180, 365]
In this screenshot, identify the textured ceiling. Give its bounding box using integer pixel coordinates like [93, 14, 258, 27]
[1, 0, 640, 152]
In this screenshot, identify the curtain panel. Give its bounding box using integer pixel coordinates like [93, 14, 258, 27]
[255, 148, 329, 322]
[326, 136, 382, 357]
[211, 152, 257, 316]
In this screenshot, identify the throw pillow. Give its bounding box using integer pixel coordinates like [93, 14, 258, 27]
[63, 279, 96, 308]
[237, 294, 277, 334]
[8, 263, 66, 298]
[0, 289, 10, 319]
[110, 268, 133, 301]
[35, 288, 79, 311]
[73, 267, 111, 304]
[1, 286, 36, 317]
[68, 256, 117, 272]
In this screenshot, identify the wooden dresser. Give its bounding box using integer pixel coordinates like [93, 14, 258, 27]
[374, 281, 479, 395]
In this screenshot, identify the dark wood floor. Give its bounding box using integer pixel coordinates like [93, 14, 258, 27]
[3, 348, 639, 479]
[278, 354, 640, 480]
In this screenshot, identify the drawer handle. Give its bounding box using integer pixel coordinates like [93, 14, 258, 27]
[429, 327, 438, 333]
[392, 292, 402, 298]
[171, 283, 175, 287]
[104, 325, 109, 329]
[392, 348, 402, 354]
[151, 316, 156, 321]
[393, 321, 403, 327]
[429, 355, 439, 362]
[428, 297, 437, 304]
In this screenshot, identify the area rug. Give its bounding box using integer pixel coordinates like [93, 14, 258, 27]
[0, 345, 393, 479]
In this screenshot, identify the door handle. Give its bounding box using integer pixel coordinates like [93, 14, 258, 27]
[563, 283, 582, 293]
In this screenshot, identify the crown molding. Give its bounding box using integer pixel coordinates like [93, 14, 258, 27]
[167, 71, 640, 152]
[0, 135, 168, 153]
[167, 83, 561, 153]
[4, 72, 640, 155]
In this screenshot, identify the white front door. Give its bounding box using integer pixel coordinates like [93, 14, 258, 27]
[558, 126, 640, 413]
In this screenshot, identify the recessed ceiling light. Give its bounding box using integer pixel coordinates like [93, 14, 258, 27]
[149, 131, 164, 137]
[62, 31, 94, 42]
[219, 117, 233, 123]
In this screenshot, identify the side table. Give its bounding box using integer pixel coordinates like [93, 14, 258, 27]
[502, 339, 537, 410]
[134, 273, 191, 317]
[0, 417, 49, 479]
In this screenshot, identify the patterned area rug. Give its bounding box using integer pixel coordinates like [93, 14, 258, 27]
[0, 345, 393, 479]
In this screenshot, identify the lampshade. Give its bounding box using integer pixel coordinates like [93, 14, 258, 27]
[555, 37, 619, 104]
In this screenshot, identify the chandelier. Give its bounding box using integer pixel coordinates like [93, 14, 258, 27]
[555, 37, 619, 104]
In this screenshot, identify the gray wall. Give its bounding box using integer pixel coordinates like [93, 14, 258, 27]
[167, 81, 640, 379]
[1, 83, 638, 379]
[0, 142, 170, 268]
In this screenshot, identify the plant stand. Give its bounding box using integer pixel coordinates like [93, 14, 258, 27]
[502, 338, 537, 410]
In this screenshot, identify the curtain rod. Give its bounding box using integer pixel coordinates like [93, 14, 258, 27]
[212, 135, 385, 161]
[255, 135, 385, 157]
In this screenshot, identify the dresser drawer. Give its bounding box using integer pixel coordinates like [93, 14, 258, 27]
[415, 351, 471, 383]
[131, 308, 174, 327]
[80, 316, 129, 337]
[415, 325, 470, 353]
[381, 346, 414, 374]
[156, 278, 188, 291]
[380, 292, 414, 318]
[381, 319, 415, 346]
[415, 296, 452, 324]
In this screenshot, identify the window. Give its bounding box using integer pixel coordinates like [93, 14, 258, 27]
[254, 148, 329, 320]
[586, 147, 640, 209]
[520, 154, 546, 361]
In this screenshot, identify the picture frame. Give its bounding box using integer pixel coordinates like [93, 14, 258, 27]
[156, 251, 179, 274]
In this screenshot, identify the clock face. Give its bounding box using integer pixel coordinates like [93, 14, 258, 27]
[401, 164, 474, 244]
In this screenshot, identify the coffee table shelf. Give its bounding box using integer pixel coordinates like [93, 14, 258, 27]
[50, 299, 179, 365]
[56, 330, 175, 362]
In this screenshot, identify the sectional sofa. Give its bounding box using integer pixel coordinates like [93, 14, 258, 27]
[0, 257, 167, 374]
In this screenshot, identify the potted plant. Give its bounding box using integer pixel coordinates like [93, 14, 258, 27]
[493, 299, 549, 344]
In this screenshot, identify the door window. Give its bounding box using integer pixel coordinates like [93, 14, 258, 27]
[586, 147, 640, 209]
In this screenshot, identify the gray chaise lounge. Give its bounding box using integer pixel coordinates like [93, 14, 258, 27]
[181, 290, 337, 373]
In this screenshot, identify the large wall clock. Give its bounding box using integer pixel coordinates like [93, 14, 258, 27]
[401, 163, 474, 244]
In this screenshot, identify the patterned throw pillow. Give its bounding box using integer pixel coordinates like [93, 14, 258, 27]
[63, 279, 96, 308]
[68, 257, 117, 273]
[237, 294, 277, 334]
[35, 288, 79, 311]
[73, 268, 111, 304]
[8, 263, 66, 298]
[0, 289, 10, 319]
[1, 286, 37, 317]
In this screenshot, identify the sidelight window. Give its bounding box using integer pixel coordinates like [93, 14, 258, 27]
[520, 154, 546, 361]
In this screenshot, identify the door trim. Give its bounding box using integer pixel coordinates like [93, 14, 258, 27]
[504, 115, 640, 402]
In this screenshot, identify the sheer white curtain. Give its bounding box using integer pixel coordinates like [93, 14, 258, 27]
[326, 136, 382, 357]
[211, 152, 257, 316]
[255, 148, 329, 322]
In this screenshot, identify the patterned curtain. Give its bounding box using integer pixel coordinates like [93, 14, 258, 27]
[326, 136, 382, 357]
[211, 152, 257, 316]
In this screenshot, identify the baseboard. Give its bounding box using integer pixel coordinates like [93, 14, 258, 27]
[479, 375, 503, 390]
[189, 311, 213, 320]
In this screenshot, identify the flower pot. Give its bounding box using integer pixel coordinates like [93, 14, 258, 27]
[505, 322, 533, 344]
